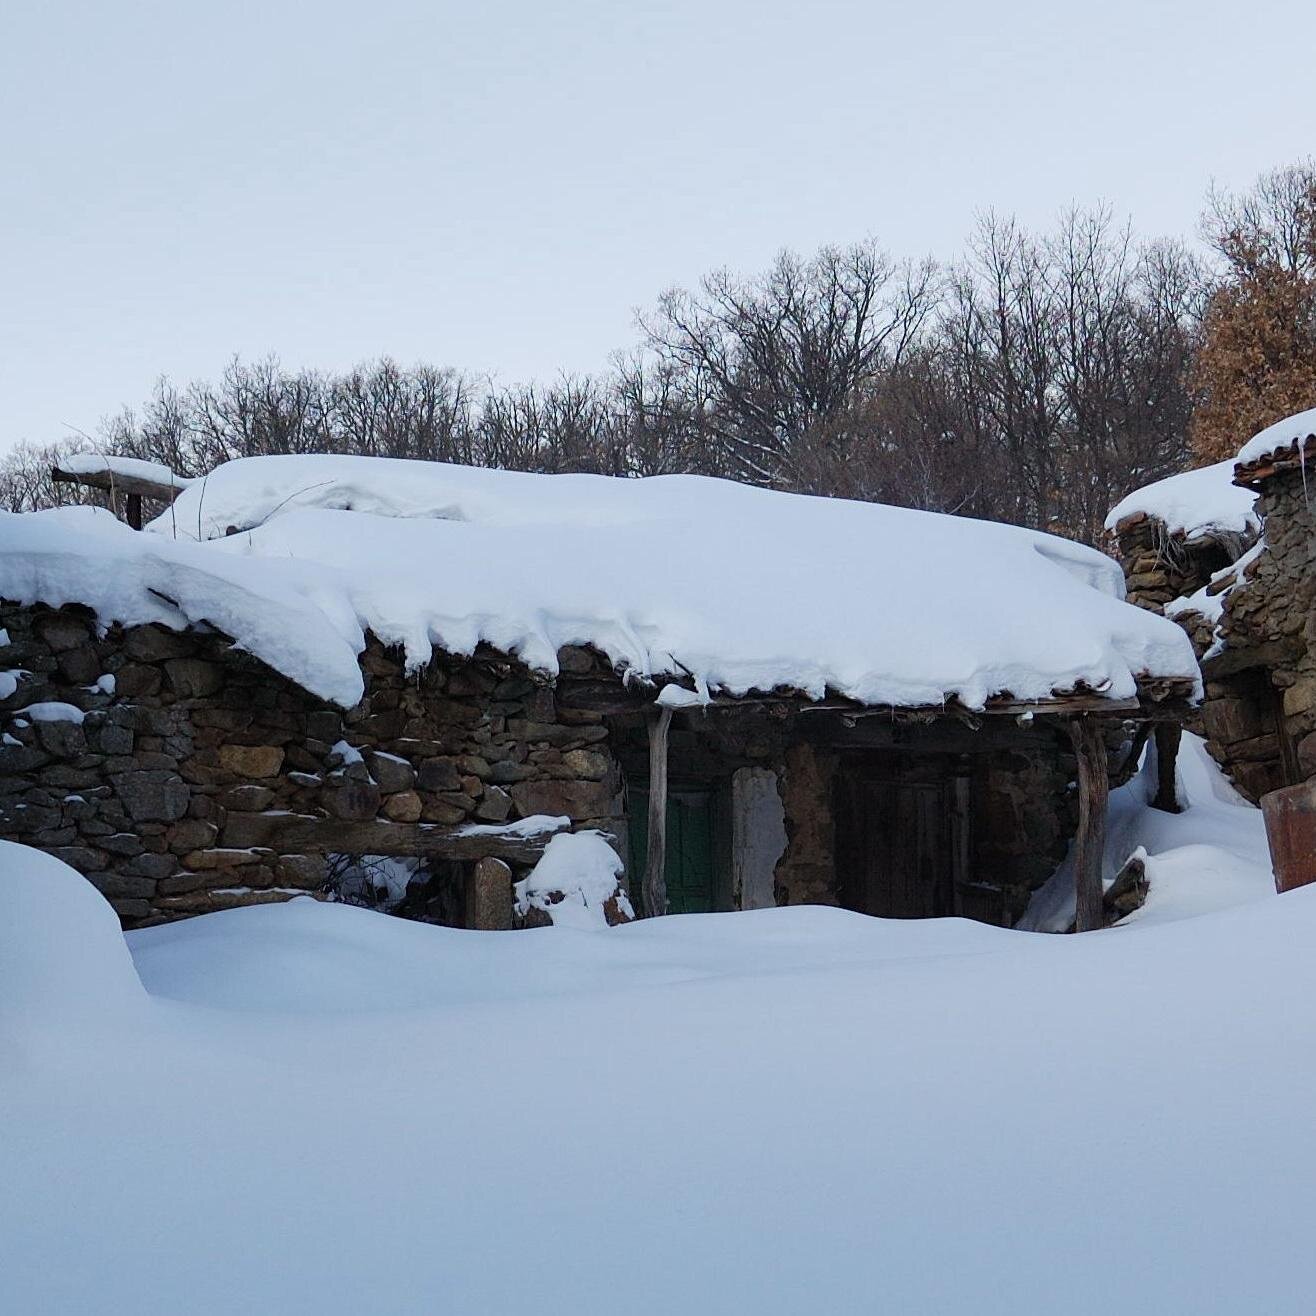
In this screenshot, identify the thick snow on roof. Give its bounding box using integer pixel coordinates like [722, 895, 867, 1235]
[58, 453, 194, 487]
[142, 454, 1198, 709]
[1, 456, 1200, 710]
[1235, 404, 1316, 466]
[1104, 460, 1258, 539]
[0, 506, 364, 706]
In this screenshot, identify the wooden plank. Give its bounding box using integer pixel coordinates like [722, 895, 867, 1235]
[643, 705, 674, 917]
[220, 811, 564, 862]
[1150, 723, 1182, 813]
[1069, 717, 1109, 933]
[950, 774, 972, 914]
[52, 464, 187, 504]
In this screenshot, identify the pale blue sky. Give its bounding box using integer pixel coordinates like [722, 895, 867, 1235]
[2, 0, 1314, 451]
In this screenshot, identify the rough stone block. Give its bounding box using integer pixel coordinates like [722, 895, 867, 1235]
[474, 785, 512, 822]
[561, 748, 610, 780]
[382, 790, 423, 822]
[218, 744, 285, 778]
[122, 852, 178, 879]
[123, 625, 194, 662]
[219, 784, 275, 812]
[99, 833, 146, 857]
[367, 751, 415, 794]
[465, 857, 513, 930]
[57, 645, 102, 685]
[34, 718, 87, 759]
[276, 854, 326, 890]
[114, 663, 164, 698]
[325, 779, 381, 821]
[1201, 696, 1269, 746]
[167, 819, 219, 852]
[0, 743, 50, 774]
[87, 872, 158, 899]
[1283, 678, 1316, 718]
[164, 658, 225, 699]
[47, 845, 104, 873]
[416, 758, 462, 792]
[115, 770, 190, 823]
[37, 614, 91, 652]
[509, 778, 615, 821]
[182, 847, 263, 870]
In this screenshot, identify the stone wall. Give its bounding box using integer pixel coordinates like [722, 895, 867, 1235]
[0, 601, 623, 927]
[1196, 470, 1316, 801]
[1109, 512, 1252, 619]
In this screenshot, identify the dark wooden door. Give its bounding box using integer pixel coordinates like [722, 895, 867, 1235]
[628, 787, 716, 915]
[835, 763, 958, 919]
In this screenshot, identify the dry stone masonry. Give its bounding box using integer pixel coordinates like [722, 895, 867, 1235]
[0, 601, 625, 927]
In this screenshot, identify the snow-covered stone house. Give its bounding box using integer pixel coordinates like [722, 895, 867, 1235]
[1105, 460, 1261, 657]
[1105, 408, 1316, 807]
[0, 455, 1199, 931]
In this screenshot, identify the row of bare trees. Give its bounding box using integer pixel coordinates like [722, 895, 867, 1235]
[7, 165, 1313, 545]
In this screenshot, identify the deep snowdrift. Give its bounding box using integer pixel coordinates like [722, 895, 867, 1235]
[1, 819, 1304, 1316]
[1020, 732, 1271, 931]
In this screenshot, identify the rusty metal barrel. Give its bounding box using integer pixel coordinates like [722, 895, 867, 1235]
[1261, 781, 1316, 893]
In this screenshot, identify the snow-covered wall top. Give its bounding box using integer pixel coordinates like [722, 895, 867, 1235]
[1235, 405, 1316, 467]
[58, 453, 194, 488]
[1104, 460, 1259, 540]
[1, 456, 1200, 711]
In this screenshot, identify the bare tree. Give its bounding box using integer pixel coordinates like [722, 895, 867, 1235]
[639, 242, 939, 487]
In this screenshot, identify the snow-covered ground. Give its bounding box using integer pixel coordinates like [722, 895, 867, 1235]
[0, 735, 1294, 1316]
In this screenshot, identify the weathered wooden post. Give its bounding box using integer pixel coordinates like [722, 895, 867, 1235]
[1150, 722, 1181, 813]
[643, 704, 674, 917]
[1260, 781, 1316, 893]
[1069, 716, 1109, 933]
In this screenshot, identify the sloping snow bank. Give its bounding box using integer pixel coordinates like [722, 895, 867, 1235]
[0, 839, 145, 1024]
[1019, 732, 1270, 931]
[5, 845, 1316, 1314]
[148, 453, 1200, 709]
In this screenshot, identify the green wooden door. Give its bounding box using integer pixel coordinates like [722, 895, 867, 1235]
[628, 787, 716, 915]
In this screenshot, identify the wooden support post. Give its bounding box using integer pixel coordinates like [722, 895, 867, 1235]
[1151, 723, 1182, 813]
[126, 492, 143, 531]
[643, 705, 674, 918]
[1069, 716, 1109, 933]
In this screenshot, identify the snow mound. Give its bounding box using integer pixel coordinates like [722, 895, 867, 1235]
[513, 830, 633, 929]
[1019, 732, 1271, 932]
[1104, 459, 1258, 539]
[0, 839, 145, 1022]
[1236, 403, 1316, 466]
[134, 453, 1200, 710]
